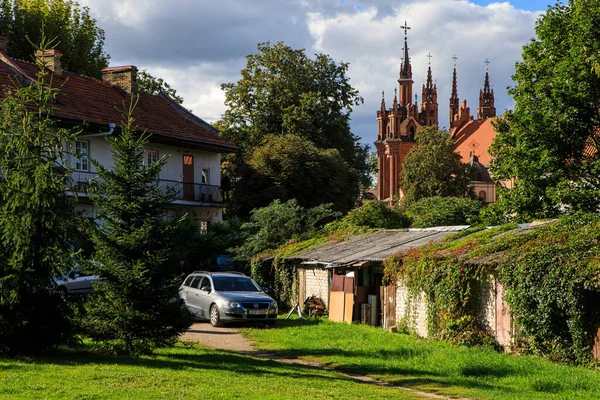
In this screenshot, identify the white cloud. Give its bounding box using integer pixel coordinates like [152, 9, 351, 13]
[306, 0, 542, 143]
[79, 0, 544, 144]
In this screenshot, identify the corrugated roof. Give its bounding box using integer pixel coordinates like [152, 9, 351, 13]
[293, 226, 468, 266]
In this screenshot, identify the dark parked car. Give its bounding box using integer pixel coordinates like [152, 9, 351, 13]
[179, 271, 278, 327]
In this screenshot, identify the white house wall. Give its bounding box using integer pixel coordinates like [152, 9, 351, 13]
[66, 136, 224, 223]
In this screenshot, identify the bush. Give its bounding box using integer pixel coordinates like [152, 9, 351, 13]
[406, 196, 481, 228]
[236, 199, 340, 260]
[341, 200, 410, 229]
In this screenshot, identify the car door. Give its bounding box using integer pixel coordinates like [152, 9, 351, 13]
[183, 276, 203, 316]
[196, 276, 213, 319]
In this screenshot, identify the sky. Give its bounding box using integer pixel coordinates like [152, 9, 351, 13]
[79, 0, 559, 148]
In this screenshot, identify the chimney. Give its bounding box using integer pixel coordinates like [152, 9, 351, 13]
[101, 65, 138, 94]
[35, 49, 63, 75]
[0, 36, 7, 53]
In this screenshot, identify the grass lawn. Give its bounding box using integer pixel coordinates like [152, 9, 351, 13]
[243, 318, 600, 400]
[0, 342, 426, 400]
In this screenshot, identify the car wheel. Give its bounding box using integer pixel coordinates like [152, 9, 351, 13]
[58, 286, 68, 297]
[209, 304, 222, 327]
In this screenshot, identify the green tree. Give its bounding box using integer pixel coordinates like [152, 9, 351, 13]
[0, 0, 109, 78]
[83, 100, 192, 354]
[406, 196, 481, 228]
[137, 69, 184, 104]
[400, 127, 473, 203]
[244, 134, 360, 214]
[490, 0, 600, 219]
[236, 199, 340, 260]
[0, 38, 78, 353]
[217, 41, 368, 217]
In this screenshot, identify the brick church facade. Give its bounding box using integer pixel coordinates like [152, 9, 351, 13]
[375, 23, 498, 203]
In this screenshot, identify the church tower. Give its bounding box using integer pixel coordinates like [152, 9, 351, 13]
[420, 53, 438, 127]
[477, 59, 496, 119]
[449, 55, 459, 130]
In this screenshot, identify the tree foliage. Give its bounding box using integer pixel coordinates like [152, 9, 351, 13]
[236, 199, 340, 260]
[0, 0, 109, 78]
[342, 200, 410, 229]
[406, 196, 482, 228]
[400, 127, 473, 203]
[245, 134, 360, 213]
[490, 0, 600, 219]
[83, 100, 192, 354]
[217, 41, 368, 217]
[137, 69, 184, 104]
[0, 38, 78, 353]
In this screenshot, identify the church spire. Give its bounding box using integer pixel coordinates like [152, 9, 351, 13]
[449, 55, 460, 129]
[477, 59, 496, 119]
[380, 90, 386, 113]
[398, 21, 413, 107]
[420, 52, 438, 127]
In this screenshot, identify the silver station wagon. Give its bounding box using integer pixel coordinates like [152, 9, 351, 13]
[179, 271, 278, 327]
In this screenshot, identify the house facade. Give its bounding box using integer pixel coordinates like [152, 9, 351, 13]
[0, 36, 237, 224]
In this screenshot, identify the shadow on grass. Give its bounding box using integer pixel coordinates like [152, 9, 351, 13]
[2, 347, 360, 386]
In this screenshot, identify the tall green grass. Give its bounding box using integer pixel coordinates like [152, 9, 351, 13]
[243, 318, 600, 400]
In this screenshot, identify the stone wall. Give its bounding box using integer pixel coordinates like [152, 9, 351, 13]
[473, 274, 496, 333]
[396, 283, 428, 337]
[395, 274, 499, 341]
[301, 267, 329, 308]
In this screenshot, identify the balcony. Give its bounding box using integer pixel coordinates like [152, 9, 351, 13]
[66, 171, 223, 205]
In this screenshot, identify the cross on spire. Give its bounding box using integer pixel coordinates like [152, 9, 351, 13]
[484, 58, 490, 71]
[400, 21, 411, 39]
[452, 54, 458, 67]
[426, 52, 433, 65]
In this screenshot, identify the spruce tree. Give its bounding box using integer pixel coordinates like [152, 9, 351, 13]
[84, 99, 192, 354]
[0, 38, 78, 353]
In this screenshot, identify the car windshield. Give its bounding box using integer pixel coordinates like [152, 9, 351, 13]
[212, 276, 261, 292]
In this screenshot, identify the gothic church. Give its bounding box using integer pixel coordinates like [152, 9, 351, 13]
[375, 23, 498, 203]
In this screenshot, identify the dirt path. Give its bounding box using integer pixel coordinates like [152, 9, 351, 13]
[179, 322, 255, 352]
[180, 322, 469, 400]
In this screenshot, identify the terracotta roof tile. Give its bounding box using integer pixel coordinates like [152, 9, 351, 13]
[0, 53, 238, 152]
[452, 118, 498, 165]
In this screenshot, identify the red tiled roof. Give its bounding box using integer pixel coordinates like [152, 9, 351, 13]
[452, 118, 498, 165]
[0, 52, 238, 153]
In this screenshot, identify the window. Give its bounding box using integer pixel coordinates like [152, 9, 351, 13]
[478, 190, 487, 202]
[200, 221, 208, 234]
[199, 277, 212, 291]
[201, 168, 210, 184]
[146, 150, 159, 166]
[184, 276, 194, 287]
[189, 276, 202, 289]
[74, 140, 89, 171]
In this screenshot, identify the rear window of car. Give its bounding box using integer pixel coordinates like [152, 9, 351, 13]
[212, 276, 261, 292]
[189, 276, 203, 289]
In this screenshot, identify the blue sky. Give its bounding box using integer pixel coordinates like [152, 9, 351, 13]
[470, 0, 557, 10]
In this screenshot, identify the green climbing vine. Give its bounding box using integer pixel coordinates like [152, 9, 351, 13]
[383, 213, 600, 365]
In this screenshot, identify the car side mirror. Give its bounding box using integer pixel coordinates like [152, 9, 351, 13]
[201, 286, 211, 293]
